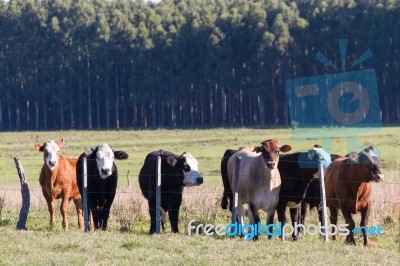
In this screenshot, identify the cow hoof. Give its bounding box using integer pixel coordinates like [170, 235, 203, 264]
[345, 240, 356, 245]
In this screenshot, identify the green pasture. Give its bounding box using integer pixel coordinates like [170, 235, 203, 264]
[0, 128, 399, 265]
[0, 127, 399, 187]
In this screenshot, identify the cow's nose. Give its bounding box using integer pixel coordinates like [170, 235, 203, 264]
[101, 168, 111, 175]
[50, 160, 57, 166]
[266, 161, 275, 169]
[196, 177, 203, 184]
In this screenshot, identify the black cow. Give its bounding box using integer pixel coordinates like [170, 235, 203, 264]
[139, 150, 203, 234]
[76, 143, 128, 230]
[299, 153, 345, 227]
[220, 146, 332, 240]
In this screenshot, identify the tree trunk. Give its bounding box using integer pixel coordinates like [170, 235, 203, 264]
[0, 100, 2, 131]
[7, 103, 11, 130]
[105, 74, 110, 129]
[96, 85, 100, 129]
[60, 102, 64, 129]
[115, 65, 120, 129]
[16, 105, 20, 131]
[85, 43, 92, 129]
[35, 101, 39, 130]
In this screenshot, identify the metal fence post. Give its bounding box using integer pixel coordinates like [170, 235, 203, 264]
[155, 156, 161, 234]
[231, 156, 241, 232]
[319, 159, 329, 242]
[83, 158, 90, 232]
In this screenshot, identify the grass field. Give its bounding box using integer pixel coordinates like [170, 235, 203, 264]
[0, 127, 399, 265]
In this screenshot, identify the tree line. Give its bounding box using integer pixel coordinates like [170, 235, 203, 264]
[1, 0, 399, 131]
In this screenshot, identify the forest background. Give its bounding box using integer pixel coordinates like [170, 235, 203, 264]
[1, 0, 399, 131]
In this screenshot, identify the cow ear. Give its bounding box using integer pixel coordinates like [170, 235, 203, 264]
[253, 146, 262, 153]
[347, 152, 359, 163]
[35, 143, 44, 152]
[114, 151, 129, 160]
[166, 156, 178, 167]
[82, 148, 95, 158]
[280, 145, 292, 153]
[58, 139, 65, 148]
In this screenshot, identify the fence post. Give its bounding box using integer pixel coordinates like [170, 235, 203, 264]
[319, 159, 329, 242]
[83, 158, 90, 232]
[14, 157, 30, 230]
[155, 156, 161, 234]
[231, 156, 241, 233]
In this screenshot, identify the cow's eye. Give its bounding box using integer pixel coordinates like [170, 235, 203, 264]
[183, 164, 191, 172]
[369, 164, 377, 173]
[275, 150, 280, 155]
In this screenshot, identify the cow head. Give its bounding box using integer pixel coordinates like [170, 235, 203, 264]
[178, 152, 203, 186]
[253, 139, 292, 169]
[94, 143, 129, 179]
[35, 139, 65, 171]
[347, 146, 384, 182]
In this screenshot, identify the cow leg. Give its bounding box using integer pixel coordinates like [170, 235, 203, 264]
[299, 201, 308, 226]
[168, 201, 181, 233]
[101, 193, 116, 230]
[60, 194, 70, 231]
[161, 208, 167, 232]
[360, 204, 371, 246]
[249, 203, 260, 241]
[266, 211, 275, 240]
[275, 200, 286, 240]
[101, 205, 112, 230]
[88, 198, 101, 230]
[42, 191, 56, 226]
[73, 198, 84, 230]
[91, 208, 102, 230]
[148, 197, 157, 234]
[328, 206, 338, 241]
[89, 211, 94, 231]
[290, 207, 300, 241]
[341, 208, 356, 245]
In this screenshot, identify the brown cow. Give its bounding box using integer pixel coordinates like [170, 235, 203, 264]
[35, 139, 83, 230]
[325, 146, 384, 246]
[227, 139, 291, 239]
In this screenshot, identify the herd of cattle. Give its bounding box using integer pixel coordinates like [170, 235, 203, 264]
[34, 138, 384, 246]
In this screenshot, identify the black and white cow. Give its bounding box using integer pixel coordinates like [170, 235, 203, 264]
[139, 150, 203, 234]
[76, 143, 128, 230]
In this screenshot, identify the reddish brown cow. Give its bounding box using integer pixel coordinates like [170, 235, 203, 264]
[35, 139, 83, 230]
[325, 146, 384, 246]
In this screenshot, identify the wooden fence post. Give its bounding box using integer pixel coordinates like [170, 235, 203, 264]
[14, 157, 30, 230]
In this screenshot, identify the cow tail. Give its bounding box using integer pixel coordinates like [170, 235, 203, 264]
[161, 208, 166, 232]
[220, 150, 234, 211]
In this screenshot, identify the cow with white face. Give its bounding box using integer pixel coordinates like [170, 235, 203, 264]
[35, 139, 83, 230]
[76, 143, 129, 230]
[139, 150, 203, 234]
[41, 140, 62, 171]
[95, 143, 116, 178]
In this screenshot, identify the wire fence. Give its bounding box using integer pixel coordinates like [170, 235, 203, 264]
[0, 156, 399, 233]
